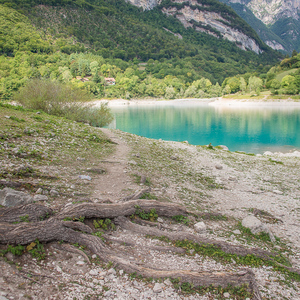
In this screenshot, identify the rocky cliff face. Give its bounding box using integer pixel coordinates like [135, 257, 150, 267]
[125, 0, 263, 53]
[230, 0, 300, 25]
[125, 0, 161, 10]
[223, 0, 300, 52]
[162, 4, 261, 53]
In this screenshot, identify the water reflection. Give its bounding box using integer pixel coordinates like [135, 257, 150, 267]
[108, 103, 300, 154]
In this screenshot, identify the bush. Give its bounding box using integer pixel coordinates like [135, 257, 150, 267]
[14, 79, 113, 127]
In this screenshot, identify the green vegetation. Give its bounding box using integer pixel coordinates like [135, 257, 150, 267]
[14, 79, 113, 127]
[0, 239, 45, 260]
[172, 215, 190, 225]
[171, 279, 253, 299]
[0, 0, 281, 101]
[132, 205, 158, 222]
[149, 235, 300, 281]
[93, 218, 116, 231]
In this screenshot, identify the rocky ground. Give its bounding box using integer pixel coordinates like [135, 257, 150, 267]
[0, 103, 300, 299]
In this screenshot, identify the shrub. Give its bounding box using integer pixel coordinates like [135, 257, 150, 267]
[14, 79, 113, 127]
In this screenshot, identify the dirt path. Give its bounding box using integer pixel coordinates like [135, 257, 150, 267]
[91, 128, 139, 202]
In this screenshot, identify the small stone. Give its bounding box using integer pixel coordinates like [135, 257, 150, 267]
[76, 261, 85, 265]
[50, 189, 59, 196]
[218, 145, 229, 151]
[228, 176, 237, 181]
[164, 278, 172, 286]
[35, 188, 43, 194]
[56, 266, 62, 273]
[215, 164, 223, 170]
[92, 254, 97, 259]
[233, 229, 241, 235]
[107, 268, 116, 275]
[119, 269, 124, 275]
[153, 283, 163, 293]
[78, 175, 91, 181]
[89, 269, 98, 276]
[157, 217, 164, 223]
[273, 190, 283, 195]
[223, 292, 230, 298]
[33, 194, 48, 202]
[77, 157, 86, 161]
[194, 221, 206, 233]
[170, 155, 178, 160]
[263, 151, 273, 156]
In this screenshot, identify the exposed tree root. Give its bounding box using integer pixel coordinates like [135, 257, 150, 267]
[56, 199, 188, 220]
[3, 200, 297, 299]
[0, 203, 53, 223]
[115, 216, 273, 260]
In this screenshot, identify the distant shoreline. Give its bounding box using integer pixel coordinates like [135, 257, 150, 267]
[92, 97, 300, 108]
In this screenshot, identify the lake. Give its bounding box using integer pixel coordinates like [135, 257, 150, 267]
[107, 101, 300, 154]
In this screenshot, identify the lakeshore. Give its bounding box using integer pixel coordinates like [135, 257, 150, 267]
[92, 97, 300, 108]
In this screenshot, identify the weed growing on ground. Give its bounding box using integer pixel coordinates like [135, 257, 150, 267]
[93, 219, 116, 231]
[132, 205, 158, 222]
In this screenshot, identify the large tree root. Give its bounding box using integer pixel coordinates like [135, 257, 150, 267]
[3, 200, 296, 299]
[0, 203, 53, 223]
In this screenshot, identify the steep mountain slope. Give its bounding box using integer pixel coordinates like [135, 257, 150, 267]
[126, 0, 267, 53]
[221, 0, 300, 53]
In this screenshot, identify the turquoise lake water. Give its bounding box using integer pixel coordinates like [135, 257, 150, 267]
[108, 102, 300, 154]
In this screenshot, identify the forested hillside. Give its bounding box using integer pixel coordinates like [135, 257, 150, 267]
[0, 0, 284, 101]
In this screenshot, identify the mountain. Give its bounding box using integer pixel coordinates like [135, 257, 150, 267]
[0, 0, 283, 100]
[126, 0, 267, 54]
[220, 0, 300, 53]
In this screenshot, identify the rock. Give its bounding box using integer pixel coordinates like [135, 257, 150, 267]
[242, 215, 275, 242]
[215, 164, 223, 170]
[223, 292, 230, 298]
[242, 215, 263, 234]
[228, 176, 237, 181]
[0, 187, 33, 207]
[107, 268, 116, 275]
[119, 270, 124, 275]
[233, 229, 241, 235]
[78, 175, 91, 181]
[157, 217, 164, 223]
[153, 283, 163, 293]
[56, 266, 62, 273]
[89, 269, 98, 276]
[33, 194, 48, 202]
[35, 188, 43, 194]
[218, 145, 229, 151]
[76, 261, 85, 265]
[164, 278, 172, 286]
[50, 189, 59, 196]
[263, 151, 273, 156]
[273, 190, 283, 195]
[92, 254, 97, 259]
[194, 221, 206, 233]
